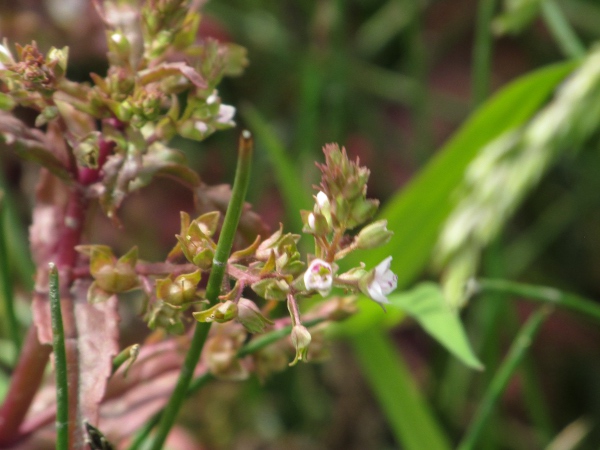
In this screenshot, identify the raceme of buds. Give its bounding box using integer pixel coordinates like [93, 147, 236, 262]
[6, 42, 68, 94]
[155, 270, 201, 306]
[359, 256, 398, 307]
[356, 219, 393, 250]
[303, 259, 334, 297]
[290, 325, 312, 366]
[316, 144, 378, 229]
[237, 298, 274, 333]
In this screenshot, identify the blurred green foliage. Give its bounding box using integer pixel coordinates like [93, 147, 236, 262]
[3, 0, 600, 449]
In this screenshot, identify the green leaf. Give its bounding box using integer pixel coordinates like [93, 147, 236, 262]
[393, 283, 482, 369]
[329, 283, 482, 369]
[351, 329, 453, 450]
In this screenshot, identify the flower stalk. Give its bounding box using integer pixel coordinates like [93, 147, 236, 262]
[149, 130, 254, 450]
[49, 262, 69, 450]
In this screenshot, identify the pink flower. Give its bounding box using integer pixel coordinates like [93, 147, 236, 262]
[303, 259, 333, 296]
[366, 257, 397, 305]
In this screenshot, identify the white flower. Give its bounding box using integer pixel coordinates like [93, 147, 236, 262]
[303, 258, 333, 297]
[217, 104, 236, 126]
[316, 191, 329, 209]
[315, 191, 332, 225]
[307, 212, 316, 230]
[366, 257, 397, 305]
[0, 43, 13, 69]
[194, 121, 208, 133]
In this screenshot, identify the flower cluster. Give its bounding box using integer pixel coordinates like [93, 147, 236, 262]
[155, 144, 397, 371]
[76, 144, 397, 375]
[0, 0, 247, 218]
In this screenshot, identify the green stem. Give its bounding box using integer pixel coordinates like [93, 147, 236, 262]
[458, 308, 550, 450]
[476, 278, 600, 323]
[472, 0, 497, 107]
[0, 192, 21, 360]
[541, 0, 586, 59]
[128, 317, 326, 450]
[111, 344, 139, 376]
[49, 263, 68, 450]
[148, 131, 254, 450]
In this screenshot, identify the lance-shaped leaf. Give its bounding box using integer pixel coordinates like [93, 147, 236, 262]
[138, 62, 207, 89]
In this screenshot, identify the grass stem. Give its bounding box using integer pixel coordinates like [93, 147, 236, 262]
[477, 278, 600, 323]
[48, 263, 69, 450]
[148, 131, 254, 450]
[458, 308, 550, 450]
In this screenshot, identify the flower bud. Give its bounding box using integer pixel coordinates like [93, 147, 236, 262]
[148, 301, 185, 335]
[81, 245, 139, 294]
[301, 210, 330, 235]
[251, 278, 290, 301]
[315, 191, 332, 225]
[237, 298, 274, 333]
[356, 220, 393, 250]
[290, 325, 311, 366]
[176, 220, 216, 269]
[348, 198, 378, 228]
[193, 300, 238, 323]
[337, 264, 367, 283]
[46, 46, 68, 79]
[204, 324, 249, 380]
[156, 270, 201, 306]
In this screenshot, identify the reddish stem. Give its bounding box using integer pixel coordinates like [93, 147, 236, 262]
[0, 186, 89, 448]
[0, 327, 52, 446]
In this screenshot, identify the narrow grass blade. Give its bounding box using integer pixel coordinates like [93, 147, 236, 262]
[477, 278, 600, 323]
[458, 308, 550, 450]
[49, 263, 68, 450]
[351, 329, 452, 450]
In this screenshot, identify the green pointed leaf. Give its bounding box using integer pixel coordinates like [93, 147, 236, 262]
[392, 283, 482, 369]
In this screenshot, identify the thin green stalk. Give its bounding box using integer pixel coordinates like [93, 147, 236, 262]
[542, 0, 586, 59]
[472, 0, 498, 107]
[0, 192, 21, 359]
[477, 278, 600, 323]
[237, 317, 324, 358]
[48, 263, 68, 450]
[148, 132, 254, 450]
[128, 373, 214, 450]
[458, 308, 550, 450]
[129, 317, 326, 450]
[111, 344, 139, 376]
